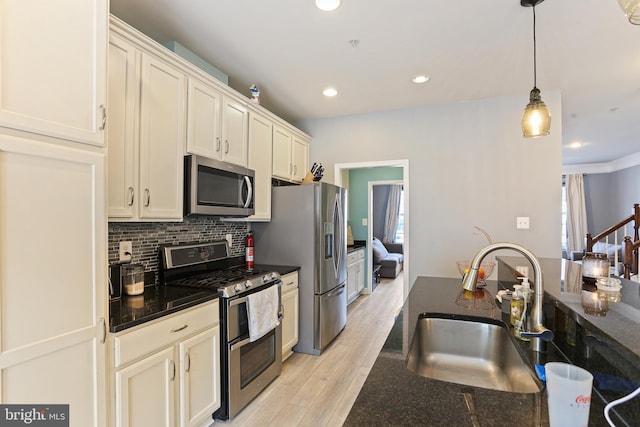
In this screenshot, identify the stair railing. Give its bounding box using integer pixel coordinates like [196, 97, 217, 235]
[586, 203, 639, 279]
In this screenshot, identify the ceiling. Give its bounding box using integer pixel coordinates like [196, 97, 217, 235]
[110, 0, 640, 166]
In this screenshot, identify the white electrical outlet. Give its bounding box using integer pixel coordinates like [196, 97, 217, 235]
[362, 218, 368, 226]
[119, 241, 132, 262]
[225, 234, 233, 248]
[516, 217, 530, 229]
[516, 266, 530, 278]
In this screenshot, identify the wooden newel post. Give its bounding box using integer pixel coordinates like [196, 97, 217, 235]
[623, 236, 632, 280]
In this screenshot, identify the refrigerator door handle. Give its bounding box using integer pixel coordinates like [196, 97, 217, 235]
[333, 192, 345, 275]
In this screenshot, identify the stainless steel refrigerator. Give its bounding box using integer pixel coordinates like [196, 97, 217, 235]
[253, 182, 347, 355]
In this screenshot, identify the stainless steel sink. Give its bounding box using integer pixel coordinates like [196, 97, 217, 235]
[406, 313, 543, 393]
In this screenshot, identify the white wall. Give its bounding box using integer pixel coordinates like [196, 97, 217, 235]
[299, 91, 563, 288]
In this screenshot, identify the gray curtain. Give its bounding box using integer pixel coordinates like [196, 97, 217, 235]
[566, 174, 588, 255]
[383, 185, 402, 244]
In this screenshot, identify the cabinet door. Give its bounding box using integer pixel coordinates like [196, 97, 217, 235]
[272, 125, 292, 180]
[0, 0, 107, 145]
[0, 135, 107, 426]
[178, 327, 221, 427]
[281, 288, 299, 360]
[186, 78, 222, 159]
[247, 112, 273, 221]
[221, 97, 248, 166]
[347, 260, 358, 304]
[107, 34, 139, 219]
[138, 53, 185, 220]
[114, 347, 176, 427]
[292, 135, 309, 182]
[356, 259, 365, 294]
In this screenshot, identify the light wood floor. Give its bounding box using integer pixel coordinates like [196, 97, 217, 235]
[219, 275, 404, 427]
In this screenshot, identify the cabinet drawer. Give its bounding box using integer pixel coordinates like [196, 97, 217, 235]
[348, 249, 365, 264]
[113, 302, 219, 368]
[281, 272, 298, 295]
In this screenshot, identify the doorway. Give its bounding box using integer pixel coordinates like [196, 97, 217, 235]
[334, 160, 410, 300]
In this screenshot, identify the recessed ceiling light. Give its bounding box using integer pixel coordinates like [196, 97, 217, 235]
[323, 87, 338, 97]
[316, 0, 341, 11]
[568, 142, 583, 149]
[412, 74, 430, 84]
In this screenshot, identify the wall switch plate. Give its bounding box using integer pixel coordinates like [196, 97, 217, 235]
[225, 234, 233, 248]
[361, 218, 368, 226]
[516, 217, 530, 229]
[119, 241, 132, 262]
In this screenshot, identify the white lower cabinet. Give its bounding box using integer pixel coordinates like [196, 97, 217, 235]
[280, 272, 299, 360]
[111, 302, 220, 427]
[347, 248, 366, 305]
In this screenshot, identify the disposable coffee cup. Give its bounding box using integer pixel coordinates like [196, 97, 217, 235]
[545, 362, 593, 427]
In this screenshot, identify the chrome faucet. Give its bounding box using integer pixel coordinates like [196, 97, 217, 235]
[461, 242, 554, 352]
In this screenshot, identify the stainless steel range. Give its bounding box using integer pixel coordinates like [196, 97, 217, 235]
[160, 241, 283, 421]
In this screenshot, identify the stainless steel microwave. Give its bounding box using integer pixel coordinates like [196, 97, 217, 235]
[184, 155, 255, 217]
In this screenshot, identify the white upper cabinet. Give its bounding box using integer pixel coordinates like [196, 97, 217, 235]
[138, 53, 186, 220]
[186, 77, 248, 167]
[247, 111, 273, 221]
[186, 78, 222, 159]
[107, 22, 186, 221]
[272, 125, 293, 180]
[221, 97, 249, 166]
[292, 134, 310, 182]
[0, 0, 107, 146]
[273, 125, 310, 183]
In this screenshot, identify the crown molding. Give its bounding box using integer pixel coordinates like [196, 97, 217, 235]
[562, 151, 640, 175]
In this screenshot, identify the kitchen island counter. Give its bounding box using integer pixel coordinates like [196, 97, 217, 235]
[345, 264, 640, 425]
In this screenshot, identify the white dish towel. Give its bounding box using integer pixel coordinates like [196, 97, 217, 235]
[247, 285, 280, 342]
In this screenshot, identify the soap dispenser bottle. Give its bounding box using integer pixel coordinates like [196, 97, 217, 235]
[514, 278, 531, 341]
[510, 285, 524, 326]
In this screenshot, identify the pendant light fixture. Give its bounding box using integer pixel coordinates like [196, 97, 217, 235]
[521, 0, 551, 138]
[619, 0, 640, 24]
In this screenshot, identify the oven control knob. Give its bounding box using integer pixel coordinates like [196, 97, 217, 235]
[244, 280, 252, 289]
[234, 283, 243, 292]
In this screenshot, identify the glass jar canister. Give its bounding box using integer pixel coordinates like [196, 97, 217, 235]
[582, 252, 610, 287]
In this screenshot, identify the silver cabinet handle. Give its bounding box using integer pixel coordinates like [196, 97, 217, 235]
[99, 105, 106, 131]
[216, 137, 221, 152]
[185, 353, 191, 373]
[170, 360, 176, 381]
[144, 189, 150, 207]
[128, 187, 134, 206]
[225, 140, 230, 153]
[170, 324, 188, 333]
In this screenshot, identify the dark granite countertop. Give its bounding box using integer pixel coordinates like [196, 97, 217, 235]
[348, 244, 366, 254]
[109, 263, 299, 333]
[345, 262, 640, 426]
[109, 285, 218, 333]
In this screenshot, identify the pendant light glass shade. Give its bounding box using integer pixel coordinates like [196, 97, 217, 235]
[619, 0, 640, 24]
[521, 0, 550, 138]
[522, 87, 551, 137]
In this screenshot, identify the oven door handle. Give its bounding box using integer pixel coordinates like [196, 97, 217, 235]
[229, 296, 249, 307]
[230, 337, 252, 352]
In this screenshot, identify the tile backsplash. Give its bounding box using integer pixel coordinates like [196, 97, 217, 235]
[108, 217, 249, 283]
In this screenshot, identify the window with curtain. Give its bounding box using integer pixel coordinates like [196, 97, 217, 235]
[394, 189, 405, 243]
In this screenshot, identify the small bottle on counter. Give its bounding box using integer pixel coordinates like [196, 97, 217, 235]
[510, 284, 524, 326]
